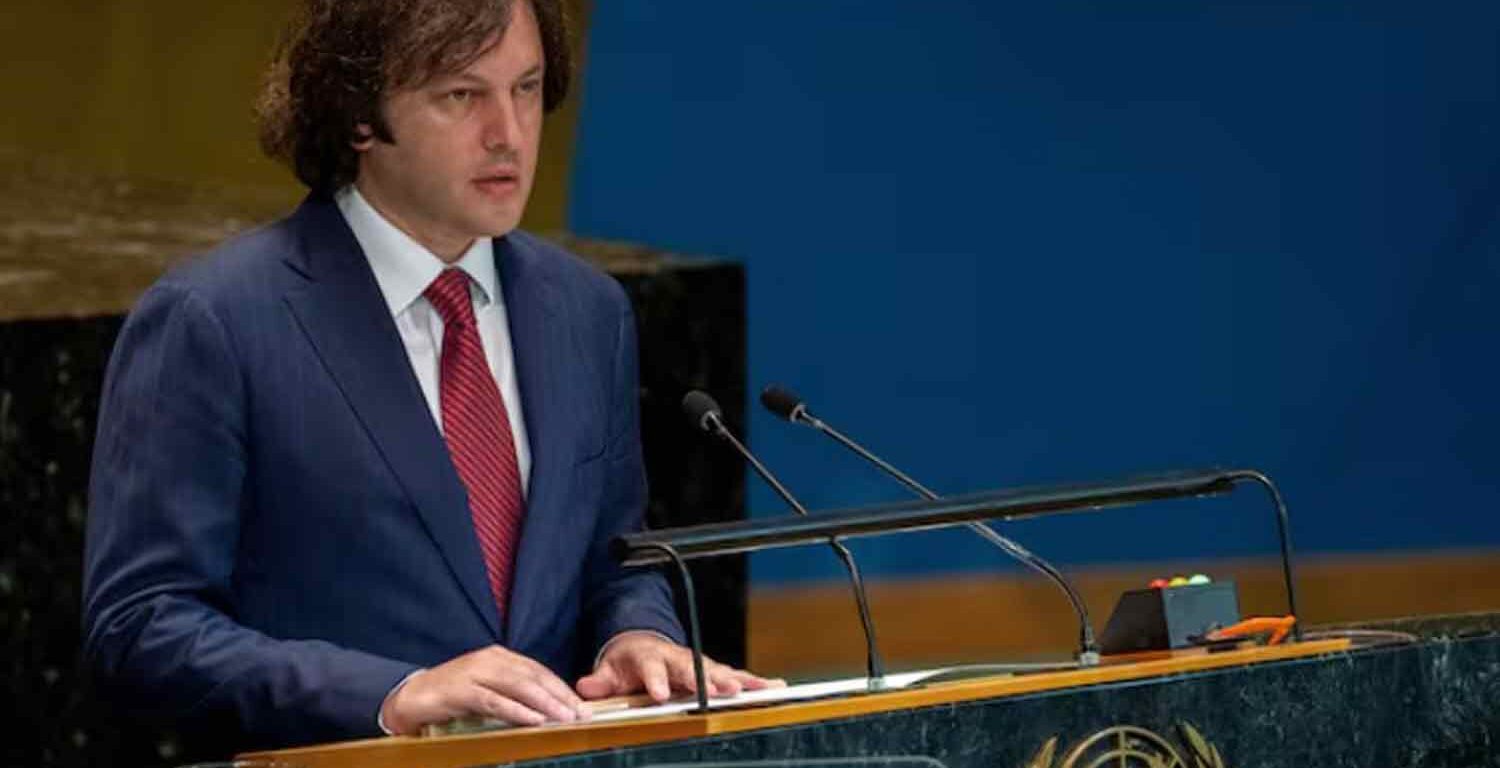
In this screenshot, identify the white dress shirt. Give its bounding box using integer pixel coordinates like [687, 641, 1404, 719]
[335, 186, 531, 495]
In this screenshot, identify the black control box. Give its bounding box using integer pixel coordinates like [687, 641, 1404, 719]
[1099, 581, 1241, 654]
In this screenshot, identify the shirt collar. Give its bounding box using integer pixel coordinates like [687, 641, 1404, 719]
[335, 185, 500, 317]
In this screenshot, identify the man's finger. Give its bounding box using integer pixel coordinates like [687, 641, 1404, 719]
[487, 646, 583, 703]
[704, 663, 745, 698]
[469, 686, 547, 727]
[531, 665, 588, 715]
[475, 672, 581, 723]
[727, 668, 783, 691]
[663, 650, 728, 696]
[474, 648, 585, 711]
[637, 655, 673, 702]
[576, 663, 624, 700]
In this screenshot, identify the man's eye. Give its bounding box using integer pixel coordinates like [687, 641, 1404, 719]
[447, 89, 475, 103]
[516, 79, 543, 96]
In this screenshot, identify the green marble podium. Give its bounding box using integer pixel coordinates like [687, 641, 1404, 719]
[249, 614, 1500, 768]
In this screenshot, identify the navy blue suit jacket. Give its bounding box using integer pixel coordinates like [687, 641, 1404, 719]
[82, 195, 683, 749]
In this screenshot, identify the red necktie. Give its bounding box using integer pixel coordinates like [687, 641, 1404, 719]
[424, 268, 525, 618]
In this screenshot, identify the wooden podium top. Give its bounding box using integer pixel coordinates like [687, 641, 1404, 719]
[243, 639, 1349, 768]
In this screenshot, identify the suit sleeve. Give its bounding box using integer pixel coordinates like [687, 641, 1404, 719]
[579, 290, 686, 655]
[82, 283, 417, 748]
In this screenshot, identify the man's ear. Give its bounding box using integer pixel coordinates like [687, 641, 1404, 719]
[351, 123, 376, 151]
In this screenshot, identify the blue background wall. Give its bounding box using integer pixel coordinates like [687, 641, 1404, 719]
[570, 2, 1500, 584]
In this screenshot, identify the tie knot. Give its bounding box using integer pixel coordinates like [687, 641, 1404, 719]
[424, 269, 474, 327]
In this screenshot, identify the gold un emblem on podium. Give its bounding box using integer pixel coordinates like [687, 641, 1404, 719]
[1024, 722, 1228, 768]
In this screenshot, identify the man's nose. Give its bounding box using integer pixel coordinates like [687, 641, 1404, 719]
[480, 95, 522, 153]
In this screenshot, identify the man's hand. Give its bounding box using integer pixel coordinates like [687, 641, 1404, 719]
[380, 645, 587, 735]
[575, 632, 784, 702]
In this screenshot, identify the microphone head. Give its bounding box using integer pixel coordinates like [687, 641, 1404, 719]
[759, 384, 806, 422]
[681, 390, 724, 433]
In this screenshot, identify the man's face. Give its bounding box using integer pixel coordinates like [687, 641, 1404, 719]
[353, 1, 545, 260]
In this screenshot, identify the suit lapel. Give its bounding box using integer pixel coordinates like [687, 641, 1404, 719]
[280, 196, 503, 639]
[496, 235, 578, 647]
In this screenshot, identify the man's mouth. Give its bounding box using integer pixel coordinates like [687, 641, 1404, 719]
[473, 172, 520, 196]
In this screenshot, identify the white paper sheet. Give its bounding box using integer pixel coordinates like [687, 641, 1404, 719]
[425, 661, 1077, 736]
[584, 668, 942, 725]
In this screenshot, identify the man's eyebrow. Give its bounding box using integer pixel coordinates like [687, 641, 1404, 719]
[423, 71, 486, 90]
[434, 63, 543, 87]
[429, 71, 489, 88]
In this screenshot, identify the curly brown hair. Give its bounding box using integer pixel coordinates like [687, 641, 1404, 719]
[256, 0, 571, 193]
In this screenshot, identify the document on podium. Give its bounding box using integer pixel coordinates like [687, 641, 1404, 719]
[584, 669, 934, 724]
[423, 662, 1074, 736]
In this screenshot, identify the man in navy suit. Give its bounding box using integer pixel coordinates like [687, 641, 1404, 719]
[82, 0, 769, 750]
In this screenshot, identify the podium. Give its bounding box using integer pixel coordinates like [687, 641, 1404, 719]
[240, 619, 1500, 768]
[242, 472, 1500, 768]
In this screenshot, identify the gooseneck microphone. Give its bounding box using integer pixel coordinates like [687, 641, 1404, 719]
[760, 384, 1101, 666]
[682, 390, 888, 687]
